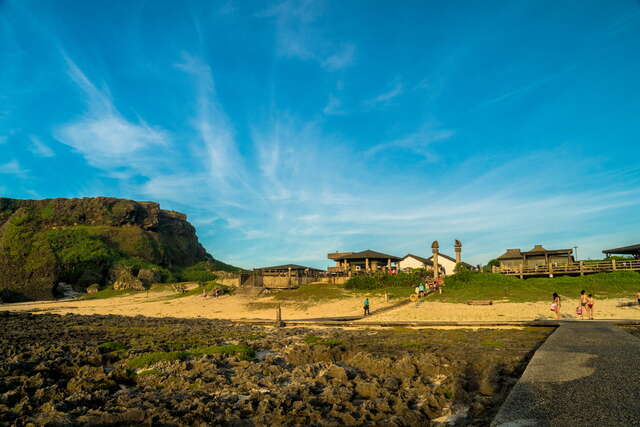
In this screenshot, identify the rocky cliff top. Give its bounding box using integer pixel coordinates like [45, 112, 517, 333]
[0, 197, 236, 301]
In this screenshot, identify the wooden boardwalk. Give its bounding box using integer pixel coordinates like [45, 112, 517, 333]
[494, 258, 640, 278]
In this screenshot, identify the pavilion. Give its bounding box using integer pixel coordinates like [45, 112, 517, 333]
[327, 250, 401, 273]
[602, 244, 640, 259]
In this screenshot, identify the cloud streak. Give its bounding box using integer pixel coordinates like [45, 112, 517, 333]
[28, 136, 55, 157]
[55, 55, 171, 178]
[0, 160, 28, 178]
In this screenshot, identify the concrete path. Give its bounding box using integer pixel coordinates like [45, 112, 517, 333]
[492, 322, 640, 426]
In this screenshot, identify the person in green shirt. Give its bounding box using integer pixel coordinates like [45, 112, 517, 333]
[363, 298, 370, 316]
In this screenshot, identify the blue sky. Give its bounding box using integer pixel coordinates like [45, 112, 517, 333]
[1, 0, 640, 268]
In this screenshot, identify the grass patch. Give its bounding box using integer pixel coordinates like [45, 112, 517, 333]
[80, 286, 138, 300]
[127, 351, 190, 369]
[480, 340, 504, 348]
[350, 286, 415, 300]
[271, 283, 349, 302]
[304, 335, 343, 348]
[191, 344, 255, 360]
[127, 344, 255, 368]
[429, 271, 640, 303]
[98, 341, 129, 353]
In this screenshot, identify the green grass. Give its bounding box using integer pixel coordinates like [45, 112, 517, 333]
[190, 344, 255, 360]
[480, 339, 505, 348]
[98, 341, 129, 353]
[429, 271, 640, 303]
[271, 283, 349, 302]
[79, 286, 137, 300]
[127, 344, 255, 369]
[304, 335, 343, 347]
[127, 351, 191, 369]
[350, 286, 415, 300]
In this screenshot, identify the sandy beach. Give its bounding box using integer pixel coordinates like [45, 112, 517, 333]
[2, 290, 640, 322]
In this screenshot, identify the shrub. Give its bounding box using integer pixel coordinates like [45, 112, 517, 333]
[177, 262, 218, 282]
[344, 270, 432, 290]
[45, 229, 118, 285]
[454, 263, 471, 273]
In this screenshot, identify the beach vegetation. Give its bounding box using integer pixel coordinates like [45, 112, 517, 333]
[430, 270, 640, 303]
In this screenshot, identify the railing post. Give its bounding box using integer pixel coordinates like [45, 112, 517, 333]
[612, 259, 617, 271]
[519, 263, 523, 279]
[580, 261, 584, 276]
[548, 263, 554, 278]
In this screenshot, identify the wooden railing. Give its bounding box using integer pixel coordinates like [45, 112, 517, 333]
[493, 259, 640, 277]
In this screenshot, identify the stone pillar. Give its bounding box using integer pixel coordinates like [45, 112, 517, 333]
[365, 258, 369, 272]
[288, 267, 292, 288]
[612, 259, 617, 271]
[431, 240, 440, 280]
[387, 258, 391, 269]
[454, 239, 462, 265]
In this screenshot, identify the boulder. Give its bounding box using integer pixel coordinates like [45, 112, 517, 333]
[137, 269, 162, 287]
[111, 267, 145, 291]
[56, 282, 81, 299]
[86, 284, 100, 294]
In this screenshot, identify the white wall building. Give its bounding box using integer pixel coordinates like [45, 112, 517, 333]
[400, 253, 472, 276]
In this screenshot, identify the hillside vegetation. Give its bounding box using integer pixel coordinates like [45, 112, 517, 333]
[431, 271, 640, 303]
[0, 197, 238, 301]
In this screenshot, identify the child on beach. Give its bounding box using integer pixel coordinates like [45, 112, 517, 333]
[587, 294, 595, 320]
[551, 292, 561, 320]
[578, 290, 588, 320]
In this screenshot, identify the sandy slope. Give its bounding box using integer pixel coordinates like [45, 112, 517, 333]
[370, 297, 640, 321]
[2, 291, 639, 321]
[0, 291, 391, 320]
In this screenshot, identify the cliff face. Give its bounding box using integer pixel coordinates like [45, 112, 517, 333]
[0, 197, 230, 301]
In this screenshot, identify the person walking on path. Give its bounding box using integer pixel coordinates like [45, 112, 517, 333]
[578, 290, 588, 320]
[363, 298, 370, 316]
[551, 292, 561, 320]
[587, 293, 595, 320]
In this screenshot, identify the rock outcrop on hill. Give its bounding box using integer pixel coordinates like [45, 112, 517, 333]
[0, 197, 235, 301]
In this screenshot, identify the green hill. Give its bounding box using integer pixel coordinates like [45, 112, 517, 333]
[0, 197, 238, 301]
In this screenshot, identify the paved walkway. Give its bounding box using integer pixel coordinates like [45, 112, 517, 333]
[492, 322, 640, 426]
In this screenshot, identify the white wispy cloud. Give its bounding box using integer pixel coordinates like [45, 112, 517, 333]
[323, 94, 344, 115]
[28, 136, 55, 157]
[0, 160, 28, 178]
[364, 80, 404, 106]
[175, 54, 247, 191]
[366, 126, 454, 159]
[322, 43, 355, 70]
[55, 55, 171, 177]
[260, 0, 356, 70]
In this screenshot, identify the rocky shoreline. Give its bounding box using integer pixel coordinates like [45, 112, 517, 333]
[0, 312, 552, 425]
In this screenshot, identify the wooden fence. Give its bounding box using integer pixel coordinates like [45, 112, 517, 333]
[493, 259, 640, 278]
